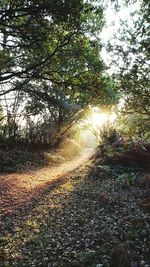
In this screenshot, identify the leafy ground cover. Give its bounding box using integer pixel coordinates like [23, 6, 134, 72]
[0, 149, 93, 217]
[0, 139, 82, 174]
[0, 149, 150, 267]
[0, 148, 49, 173]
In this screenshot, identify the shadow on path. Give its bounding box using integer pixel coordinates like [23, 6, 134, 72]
[0, 148, 94, 217]
[1, 154, 149, 267]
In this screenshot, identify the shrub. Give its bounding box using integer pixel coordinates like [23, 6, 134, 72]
[117, 173, 135, 186]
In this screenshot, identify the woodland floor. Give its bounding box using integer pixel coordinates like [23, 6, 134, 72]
[0, 149, 150, 267]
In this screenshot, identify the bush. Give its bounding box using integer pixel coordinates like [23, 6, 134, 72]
[117, 173, 135, 186]
[100, 127, 120, 145]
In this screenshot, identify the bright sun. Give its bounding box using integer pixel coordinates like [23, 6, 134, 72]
[91, 107, 108, 128]
[76, 106, 117, 148]
[92, 111, 108, 127]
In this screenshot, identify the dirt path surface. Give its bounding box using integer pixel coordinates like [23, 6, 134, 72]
[0, 148, 94, 217]
[0, 152, 150, 267]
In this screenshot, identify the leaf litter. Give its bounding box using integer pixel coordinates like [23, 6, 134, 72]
[0, 153, 150, 267]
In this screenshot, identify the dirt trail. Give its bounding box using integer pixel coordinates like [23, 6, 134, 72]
[0, 148, 94, 217]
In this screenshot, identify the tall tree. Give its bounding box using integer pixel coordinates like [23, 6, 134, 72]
[0, 0, 119, 145]
[0, 0, 118, 121]
[106, 0, 150, 118]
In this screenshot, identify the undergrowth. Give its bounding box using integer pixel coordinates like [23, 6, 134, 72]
[0, 148, 50, 173]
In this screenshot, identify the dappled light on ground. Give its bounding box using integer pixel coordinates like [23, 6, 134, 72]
[1, 154, 149, 267]
[0, 148, 94, 217]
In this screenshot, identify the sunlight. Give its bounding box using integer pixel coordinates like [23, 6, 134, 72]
[75, 107, 110, 148]
[92, 110, 108, 128]
[109, 112, 117, 124]
[74, 106, 118, 149]
[89, 106, 110, 129]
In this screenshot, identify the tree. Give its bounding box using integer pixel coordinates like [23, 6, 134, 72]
[0, 0, 115, 108]
[0, 0, 104, 92]
[106, 0, 150, 118]
[0, 0, 119, 146]
[103, 0, 150, 141]
[0, 0, 84, 81]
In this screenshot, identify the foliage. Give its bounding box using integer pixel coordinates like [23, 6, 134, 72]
[117, 173, 135, 186]
[106, 0, 150, 118]
[97, 164, 111, 174]
[0, 0, 105, 99]
[0, 0, 119, 146]
[99, 124, 119, 145]
[116, 112, 150, 142]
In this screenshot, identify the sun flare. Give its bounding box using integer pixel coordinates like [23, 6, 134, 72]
[92, 111, 108, 127]
[90, 107, 117, 128]
[75, 106, 117, 148]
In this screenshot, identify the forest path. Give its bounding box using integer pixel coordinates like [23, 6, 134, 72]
[1, 147, 149, 267]
[0, 148, 95, 217]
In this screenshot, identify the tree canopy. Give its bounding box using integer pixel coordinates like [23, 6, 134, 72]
[0, 0, 108, 103]
[0, 0, 149, 146]
[0, 0, 118, 145]
[106, 0, 150, 118]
